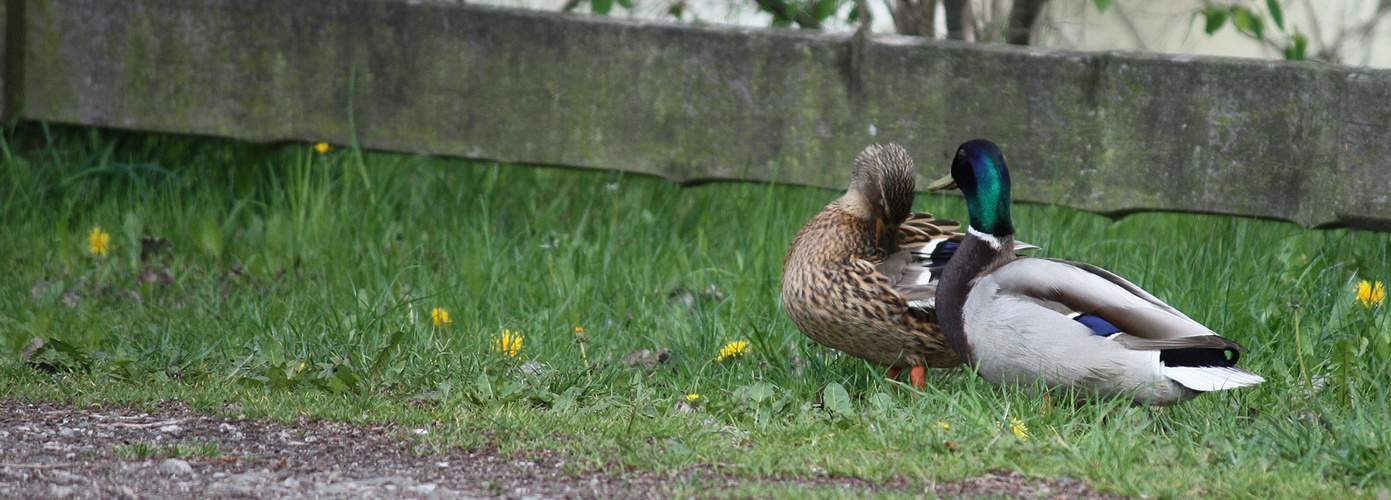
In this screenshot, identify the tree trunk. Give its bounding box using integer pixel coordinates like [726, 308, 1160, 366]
[754, 0, 823, 29]
[1005, 0, 1048, 45]
[890, 0, 936, 37]
[942, 0, 972, 40]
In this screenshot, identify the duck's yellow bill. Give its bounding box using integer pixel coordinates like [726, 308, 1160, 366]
[926, 175, 957, 192]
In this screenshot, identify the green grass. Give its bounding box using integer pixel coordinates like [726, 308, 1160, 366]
[2, 124, 1390, 498]
[113, 441, 223, 460]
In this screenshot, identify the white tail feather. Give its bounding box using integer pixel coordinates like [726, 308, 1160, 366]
[1163, 366, 1265, 392]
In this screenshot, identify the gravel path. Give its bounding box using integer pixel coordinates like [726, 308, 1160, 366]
[0, 398, 1118, 499]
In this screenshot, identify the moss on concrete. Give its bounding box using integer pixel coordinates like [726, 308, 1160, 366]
[9, 0, 1391, 229]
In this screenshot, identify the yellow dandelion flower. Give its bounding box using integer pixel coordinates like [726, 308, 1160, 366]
[1357, 280, 1386, 307]
[430, 308, 453, 326]
[686, 393, 700, 402]
[934, 421, 950, 430]
[1010, 418, 1029, 440]
[493, 330, 524, 357]
[88, 227, 111, 256]
[716, 340, 750, 361]
[313, 142, 332, 154]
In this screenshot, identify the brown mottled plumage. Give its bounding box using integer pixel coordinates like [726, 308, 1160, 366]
[781, 144, 973, 389]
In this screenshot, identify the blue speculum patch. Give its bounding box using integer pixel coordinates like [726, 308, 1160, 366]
[929, 240, 960, 267]
[1075, 313, 1122, 336]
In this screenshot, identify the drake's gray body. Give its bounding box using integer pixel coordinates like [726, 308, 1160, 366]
[934, 140, 1264, 406]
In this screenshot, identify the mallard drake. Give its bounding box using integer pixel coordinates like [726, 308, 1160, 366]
[928, 139, 1264, 405]
[781, 144, 1036, 389]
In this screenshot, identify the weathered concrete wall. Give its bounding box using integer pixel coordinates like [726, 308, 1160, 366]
[4, 0, 1390, 229]
[1, 0, 10, 119]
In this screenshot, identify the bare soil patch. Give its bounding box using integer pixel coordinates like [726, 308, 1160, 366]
[0, 398, 1119, 499]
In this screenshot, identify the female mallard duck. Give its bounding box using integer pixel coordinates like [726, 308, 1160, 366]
[928, 139, 1264, 405]
[781, 144, 1036, 389]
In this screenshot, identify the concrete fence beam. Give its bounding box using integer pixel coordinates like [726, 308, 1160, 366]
[4, 0, 1389, 230]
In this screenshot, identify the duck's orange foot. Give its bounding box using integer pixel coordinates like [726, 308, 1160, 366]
[886, 366, 926, 391]
[910, 365, 926, 391]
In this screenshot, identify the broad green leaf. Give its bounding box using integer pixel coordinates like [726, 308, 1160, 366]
[747, 381, 775, 402]
[591, 0, 613, 15]
[235, 377, 266, 389]
[264, 363, 291, 389]
[473, 372, 494, 400]
[498, 380, 525, 401]
[616, 0, 633, 8]
[664, 439, 692, 456]
[1231, 7, 1264, 39]
[434, 380, 454, 402]
[1267, 0, 1284, 30]
[754, 0, 793, 24]
[550, 386, 581, 413]
[369, 330, 407, 376]
[812, 0, 839, 22]
[1202, 5, 1228, 34]
[315, 375, 351, 395]
[823, 382, 853, 417]
[1230, 6, 1251, 32]
[46, 338, 88, 361]
[1284, 33, 1309, 60]
[334, 365, 361, 393]
[771, 397, 789, 413]
[868, 392, 895, 412]
[1094, 0, 1113, 13]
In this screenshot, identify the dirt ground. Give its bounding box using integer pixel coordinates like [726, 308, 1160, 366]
[0, 398, 1120, 499]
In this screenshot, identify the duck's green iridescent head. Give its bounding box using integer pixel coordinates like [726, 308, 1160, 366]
[933, 139, 1014, 236]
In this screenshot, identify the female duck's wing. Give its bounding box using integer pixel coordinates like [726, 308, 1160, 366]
[898, 213, 1039, 267]
[881, 213, 1038, 310]
[882, 213, 958, 309]
[898, 213, 959, 251]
